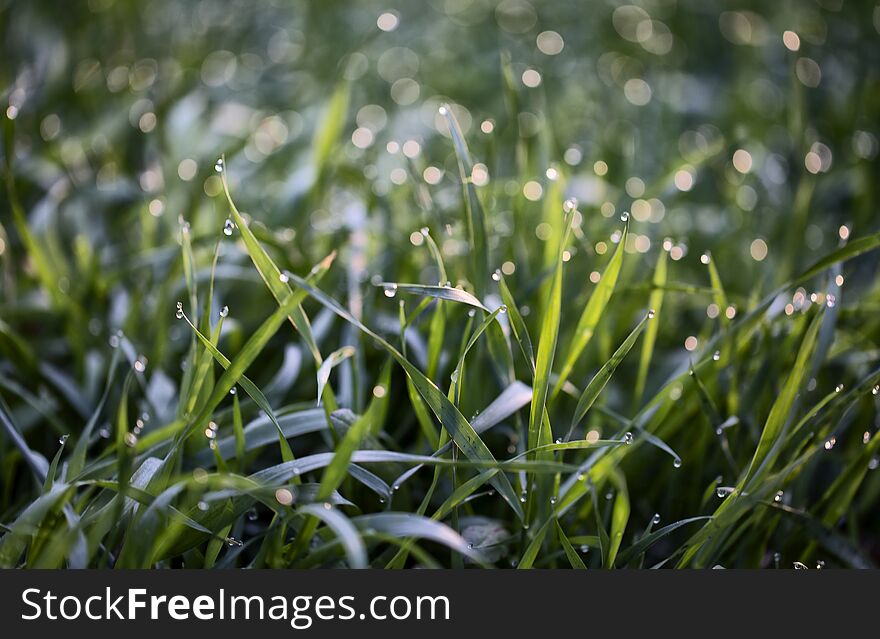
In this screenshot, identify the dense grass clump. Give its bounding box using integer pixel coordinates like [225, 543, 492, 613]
[1, 1, 879, 568]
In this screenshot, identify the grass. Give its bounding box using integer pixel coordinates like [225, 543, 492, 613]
[1, 0, 879, 568]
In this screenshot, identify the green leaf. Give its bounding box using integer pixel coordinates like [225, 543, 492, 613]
[568, 311, 651, 438]
[552, 223, 628, 399]
[285, 273, 524, 521]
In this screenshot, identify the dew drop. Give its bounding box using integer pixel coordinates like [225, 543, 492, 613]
[323, 502, 332, 510]
[652, 513, 661, 525]
[716, 486, 734, 498]
[869, 457, 879, 470]
[58, 434, 69, 445]
[620, 211, 630, 222]
[175, 301, 184, 319]
[392, 484, 400, 492]
[109, 334, 120, 348]
[713, 350, 721, 361]
[825, 294, 836, 308]
[562, 197, 578, 214]
[673, 457, 682, 469]
[579, 544, 590, 553]
[420, 226, 430, 236]
[438, 105, 449, 116]
[700, 253, 710, 265]
[99, 427, 111, 439]
[247, 508, 258, 521]
[872, 384, 879, 395]
[824, 437, 836, 450]
[774, 490, 784, 503]
[623, 431, 634, 445]
[647, 309, 656, 319]
[378, 497, 386, 504]
[383, 283, 398, 298]
[223, 218, 235, 236]
[197, 501, 209, 512]
[214, 158, 224, 173]
[550, 495, 557, 505]
[133, 356, 147, 373]
[219, 305, 229, 318]
[499, 304, 508, 314]
[793, 561, 809, 570]
[124, 432, 138, 447]
[279, 273, 289, 283]
[229, 387, 237, 395]
[835, 384, 844, 393]
[520, 491, 527, 503]
[225, 537, 243, 547]
[467, 309, 476, 318]
[492, 269, 501, 282]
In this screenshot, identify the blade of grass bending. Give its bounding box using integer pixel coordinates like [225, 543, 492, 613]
[219, 169, 335, 408]
[180, 312, 295, 464]
[297, 504, 367, 569]
[498, 275, 535, 375]
[615, 516, 712, 567]
[383, 282, 489, 312]
[556, 520, 587, 569]
[285, 273, 524, 521]
[441, 104, 489, 298]
[316, 346, 356, 405]
[354, 513, 487, 566]
[635, 247, 667, 402]
[552, 222, 628, 400]
[795, 231, 880, 282]
[567, 311, 651, 440]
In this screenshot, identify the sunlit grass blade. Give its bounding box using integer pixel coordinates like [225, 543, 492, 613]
[567, 311, 651, 439]
[552, 222, 628, 400]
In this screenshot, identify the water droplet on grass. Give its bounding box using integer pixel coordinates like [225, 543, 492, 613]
[713, 350, 721, 361]
[247, 508, 258, 521]
[652, 513, 661, 525]
[124, 432, 138, 447]
[223, 219, 235, 236]
[793, 561, 809, 569]
[133, 356, 147, 373]
[774, 490, 784, 503]
[279, 273, 289, 283]
[58, 434, 69, 445]
[492, 269, 501, 281]
[648, 309, 656, 319]
[220, 305, 229, 318]
[824, 437, 837, 450]
[175, 301, 184, 319]
[214, 158, 224, 173]
[225, 537, 243, 547]
[620, 211, 629, 222]
[716, 486, 734, 498]
[623, 431, 634, 445]
[383, 283, 398, 298]
[563, 198, 578, 213]
[579, 545, 590, 553]
[673, 457, 682, 468]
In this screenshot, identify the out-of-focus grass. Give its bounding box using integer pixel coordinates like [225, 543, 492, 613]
[1, 0, 879, 568]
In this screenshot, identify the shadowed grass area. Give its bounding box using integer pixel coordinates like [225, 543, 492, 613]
[1, 0, 879, 568]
